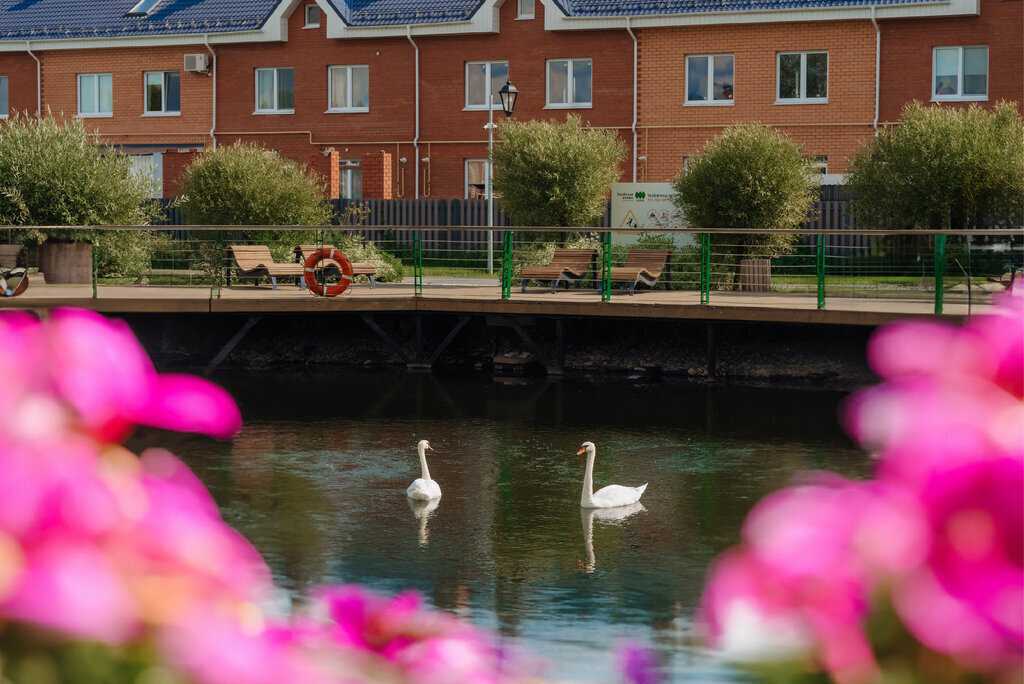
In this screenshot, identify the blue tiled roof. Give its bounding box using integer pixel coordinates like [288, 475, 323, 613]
[0, 0, 279, 41]
[551, 0, 934, 16]
[322, 0, 486, 26]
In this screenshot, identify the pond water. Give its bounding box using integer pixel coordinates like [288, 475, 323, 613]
[135, 371, 873, 683]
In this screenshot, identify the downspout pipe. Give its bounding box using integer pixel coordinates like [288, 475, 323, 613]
[870, 6, 879, 133]
[626, 18, 638, 182]
[25, 41, 41, 118]
[407, 26, 420, 198]
[203, 34, 217, 148]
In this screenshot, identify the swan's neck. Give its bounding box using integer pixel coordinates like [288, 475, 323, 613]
[581, 448, 595, 507]
[418, 446, 431, 481]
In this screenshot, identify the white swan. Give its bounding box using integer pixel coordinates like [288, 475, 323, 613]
[577, 441, 647, 508]
[406, 439, 441, 501]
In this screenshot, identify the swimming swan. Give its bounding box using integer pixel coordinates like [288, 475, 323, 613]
[406, 439, 441, 501]
[577, 441, 647, 508]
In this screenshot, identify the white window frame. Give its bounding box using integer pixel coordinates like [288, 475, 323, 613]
[327, 65, 369, 113]
[545, 58, 593, 109]
[339, 159, 362, 199]
[932, 46, 988, 102]
[77, 73, 113, 117]
[465, 159, 490, 199]
[128, 0, 162, 16]
[304, 4, 320, 28]
[0, 76, 8, 119]
[254, 67, 294, 114]
[685, 54, 734, 106]
[516, 0, 535, 19]
[776, 51, 828, 104]
[464, 61, 510, 111]
[143, 70, 180, 116]
[809, 156, 828, 173]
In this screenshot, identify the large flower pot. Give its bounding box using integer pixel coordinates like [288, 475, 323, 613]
[40, 241, 93, 284]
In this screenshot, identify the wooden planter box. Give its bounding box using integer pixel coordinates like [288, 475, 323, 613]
[40, 241, 92, 284]
[739, 258, 771, 292]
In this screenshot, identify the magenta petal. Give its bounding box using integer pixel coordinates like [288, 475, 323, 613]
[140, 374, 242, 439]
[47, 309, 158, 442]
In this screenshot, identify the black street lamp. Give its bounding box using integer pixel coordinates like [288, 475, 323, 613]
[498, 79, 518, 118]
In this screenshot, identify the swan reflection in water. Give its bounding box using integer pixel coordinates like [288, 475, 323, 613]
[580, 502, 646, 573]
[408, 496, 441, 546]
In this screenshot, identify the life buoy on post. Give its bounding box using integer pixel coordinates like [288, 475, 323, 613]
[304, 248, 354, 296]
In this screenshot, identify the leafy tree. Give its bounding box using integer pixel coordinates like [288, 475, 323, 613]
[848, 101, 1024, 230]
[177, 142, 334, 229]
[672, 122, 821, 285]
[491, 115, 626, 228]
[0, 112, 162, 279]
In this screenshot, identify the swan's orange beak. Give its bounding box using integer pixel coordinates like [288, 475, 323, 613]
[576, 447, 585, 455]
[427, 445, 434, 450]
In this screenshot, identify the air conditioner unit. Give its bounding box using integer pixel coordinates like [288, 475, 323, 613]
[183, 53, 210, 73]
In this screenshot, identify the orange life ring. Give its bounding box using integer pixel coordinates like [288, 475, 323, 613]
[303, 248, 354, 297]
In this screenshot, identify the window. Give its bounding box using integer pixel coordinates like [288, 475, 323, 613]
[255, 67, 294, 113]
[465, 159, 489, 199]
[144, 71, 180, 115]
[129, 153, 163, 198]
[78, 73, 113, 116]
[933, 46, 988, 100]
[517, 0, 534, 19]
[0, 77, 8, 118]
[777, 51, 827, 103]
[809, 156, 827, 173]
[546, 58, 592, 108]
[128, 0, 162, 15]
[328, 66, 369, 112]
[304, 4, 320, 27]
[339, 160, 362, 199]
[686, 54, 734, 104]
[465, 61, 509, 110]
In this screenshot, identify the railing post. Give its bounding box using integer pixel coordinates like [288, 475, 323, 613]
[816, 232, 825, 310]
[934, 233, 946, 314]
[414, 230, 423, 296]
[700, 233, 711, 304]
[501, 230, 512, 299]
[212, 230, 223, 300]
[601, 231, 611, 302]
[91, 239, 98, 299]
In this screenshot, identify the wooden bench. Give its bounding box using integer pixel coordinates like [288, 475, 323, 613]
[293, 245, 377, 288]
[609, 249, 672, 295]
[521, 248, 597, 294]
[0, 244, 23, 269]
[227, 245, 305, 290]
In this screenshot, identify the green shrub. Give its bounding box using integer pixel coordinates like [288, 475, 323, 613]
[672, 123, 820, 287]
[848, 101, 1024, 231]
[0, 112, 162, 280]
[492, 115, 626, 228]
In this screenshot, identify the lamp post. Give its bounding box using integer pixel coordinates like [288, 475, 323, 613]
[486, 78, 518, 273]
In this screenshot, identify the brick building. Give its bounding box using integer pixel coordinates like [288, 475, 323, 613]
[1, 0, 1020, 199]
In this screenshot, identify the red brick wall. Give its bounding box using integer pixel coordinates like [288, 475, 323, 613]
[213, 0, 634, 198]
[0, 53, 39, 117]
[637, 20, 877, 179]
[879, 0, 1024, 122]
[37, 46, 213, 146]
[162, 149, 199, 197]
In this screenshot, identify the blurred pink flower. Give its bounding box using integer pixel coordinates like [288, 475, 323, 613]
[616, 639, 663, 684]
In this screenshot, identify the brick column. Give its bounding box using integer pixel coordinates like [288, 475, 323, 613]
[361, 151, 393, 199]
[308, 148, 341, 198]
[162, 149, 200, 198]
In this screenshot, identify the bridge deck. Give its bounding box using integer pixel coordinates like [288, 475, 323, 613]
[1, 280, 992, 325]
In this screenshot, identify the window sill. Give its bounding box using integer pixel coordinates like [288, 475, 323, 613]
[931, 95, 988, 102]
[774, 99, 828, 105]
[303, 24, 320, 28]
[77, 112, 114, 118]
[142, 111, 181, 117]
[325, 108, 370, 114]
[515, 15, 534, 19]
[252, 109, 295, 115]
[544, 103, 593, 110]
[684, 100, 735, 106]
[463, 105, 504, 112]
